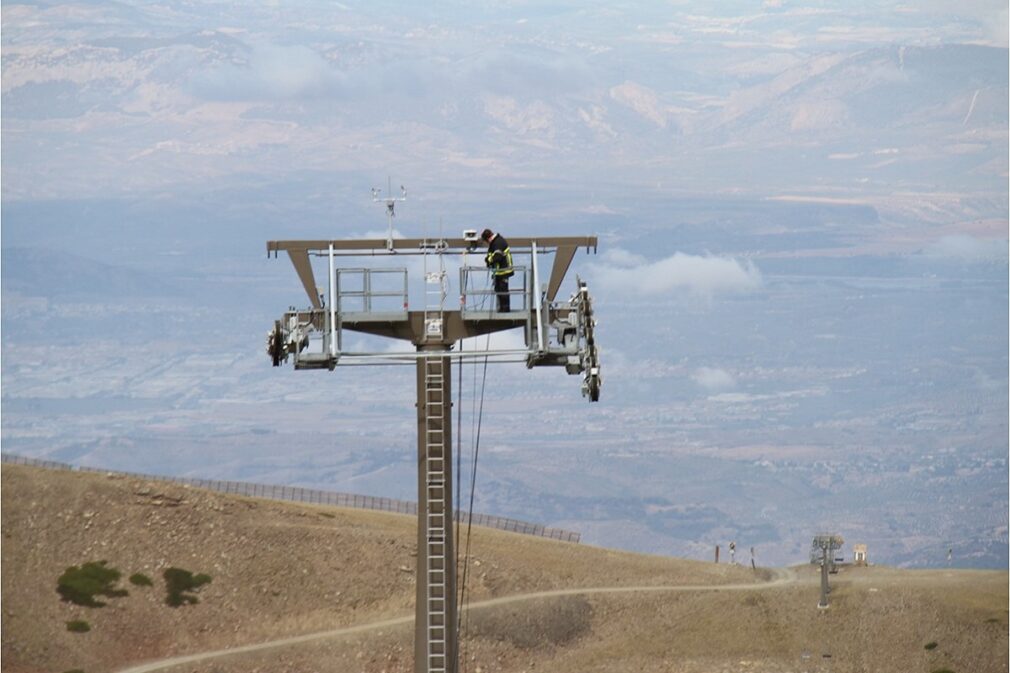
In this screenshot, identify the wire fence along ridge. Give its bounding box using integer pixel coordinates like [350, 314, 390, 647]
[1, 453, 580, 543]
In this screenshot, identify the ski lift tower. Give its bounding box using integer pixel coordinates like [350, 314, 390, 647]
[264, 199, 600, 673]
[811, 533, 844, 608]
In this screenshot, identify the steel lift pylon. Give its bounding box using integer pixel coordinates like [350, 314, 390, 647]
[265, 233, 600, 673]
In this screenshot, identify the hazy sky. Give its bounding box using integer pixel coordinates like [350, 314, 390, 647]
[2, 1, 1007, 567]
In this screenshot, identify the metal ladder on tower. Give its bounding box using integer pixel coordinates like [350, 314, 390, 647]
[424, 355, 448, 673]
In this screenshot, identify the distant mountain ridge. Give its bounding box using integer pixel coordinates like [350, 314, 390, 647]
[1, 246, 179, 300]
[2, 5, 1006, 200]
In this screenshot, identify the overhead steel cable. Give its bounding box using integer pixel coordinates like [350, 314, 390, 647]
[456, 272, 493, 673]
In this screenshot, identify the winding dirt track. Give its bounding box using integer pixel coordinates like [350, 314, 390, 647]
[116, 568, 798, 673]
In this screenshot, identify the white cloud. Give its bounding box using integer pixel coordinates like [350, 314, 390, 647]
[581, 204, 617, 215]
[357, 228, 406, 240]
[595, 250, 762, 296]
[692, 367, 737, 391]
[459, 329, 527, 352]
[190, 44, 344, 101]
[600, 247, 646, 268]
[923, 235, 1008, 261]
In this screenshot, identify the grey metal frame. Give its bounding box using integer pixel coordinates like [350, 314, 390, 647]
[459, 265, 529, 315]
[335, 267, 409, 316]
[266, 234, 600, 673]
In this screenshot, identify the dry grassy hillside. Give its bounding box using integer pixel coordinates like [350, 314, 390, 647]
[2, 463, 1006, 673]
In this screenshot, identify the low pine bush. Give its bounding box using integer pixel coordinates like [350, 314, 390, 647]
[163, 567, 212, 607]
[57, 562, 128, 607]
[66, 620, 91, 633]
[129, 573, 153, 587]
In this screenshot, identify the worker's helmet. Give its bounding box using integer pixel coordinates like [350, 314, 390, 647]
[480, 228, 494, 241]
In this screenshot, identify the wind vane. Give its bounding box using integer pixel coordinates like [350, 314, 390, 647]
[371, 176, 407, 251]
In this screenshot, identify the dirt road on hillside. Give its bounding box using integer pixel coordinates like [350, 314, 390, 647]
[116, 568, 799, 673]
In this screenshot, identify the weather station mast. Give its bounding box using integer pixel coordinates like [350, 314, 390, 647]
[264, 185, 601, 673]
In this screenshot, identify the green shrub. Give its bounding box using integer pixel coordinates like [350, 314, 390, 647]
[56, 561, 128, 607]
[163, 567, 212, 607]
[129, 573, 153, 587]
[924, 641, 938, 650]
[930, 669, 955, 673]
[66, 620, 91, 633]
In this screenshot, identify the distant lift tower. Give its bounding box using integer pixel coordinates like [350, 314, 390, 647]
[265, 224, 600, 673]
[811, 533, 844, 608]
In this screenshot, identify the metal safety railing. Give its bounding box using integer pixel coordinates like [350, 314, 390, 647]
[1, 453, 581, 542]
[335, 267, 409, 315]
[459, 265, 529, 315]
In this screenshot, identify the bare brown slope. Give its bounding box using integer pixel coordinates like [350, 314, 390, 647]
[1, 463, 751, 673]
[163, 565, 1006, 673]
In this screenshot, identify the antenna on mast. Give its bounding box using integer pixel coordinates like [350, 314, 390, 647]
[372, 176, 407, 251]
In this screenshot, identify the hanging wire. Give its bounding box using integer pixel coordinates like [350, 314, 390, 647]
[456, 265, 495, 673]
[455, 324, 464, 603]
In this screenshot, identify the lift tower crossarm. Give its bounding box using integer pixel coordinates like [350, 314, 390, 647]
[268, 237, 597, 306]
[267, 237, 597, 252]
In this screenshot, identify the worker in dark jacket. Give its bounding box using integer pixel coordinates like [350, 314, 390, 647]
[481, 228, 514, 312]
